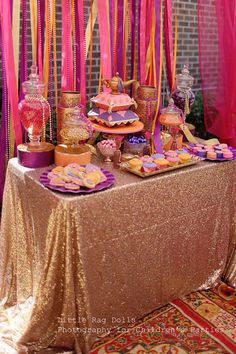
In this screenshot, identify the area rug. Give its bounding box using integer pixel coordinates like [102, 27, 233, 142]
[90, 282, 236, 354]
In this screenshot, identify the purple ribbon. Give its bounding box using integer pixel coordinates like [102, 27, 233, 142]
[40, 0, 45, 61]
[117, 0, 123, 77]
[17, 149, 54, 168]
[153, 0, 163, 153]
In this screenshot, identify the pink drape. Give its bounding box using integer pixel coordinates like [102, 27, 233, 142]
[198, 0, 236, 147]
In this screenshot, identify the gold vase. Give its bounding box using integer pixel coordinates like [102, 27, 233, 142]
[60, 91, 81, 107]
[57, 92, 81, 143]
[134, 86, 158, 132]
[137, 85, 157, 100]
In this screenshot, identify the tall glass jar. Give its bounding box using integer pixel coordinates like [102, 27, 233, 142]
[18, 65, 50, 150]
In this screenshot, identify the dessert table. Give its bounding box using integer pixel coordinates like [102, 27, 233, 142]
[0, 158, 235, 353]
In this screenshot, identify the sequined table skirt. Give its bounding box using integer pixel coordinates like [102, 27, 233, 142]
[0, 158, 235, 353]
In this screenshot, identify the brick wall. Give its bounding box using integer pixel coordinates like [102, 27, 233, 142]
[0, 0, 201, 101]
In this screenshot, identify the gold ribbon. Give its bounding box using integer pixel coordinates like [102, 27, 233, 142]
[85, 0, 98, 57]
[180, 124, 219, 145]
[30, 0, 37, 64]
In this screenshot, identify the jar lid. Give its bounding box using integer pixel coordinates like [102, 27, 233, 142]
[161, 98, 182, 115]
[64, 106, 93, 136]
[175, 64, 194, 91]
[22, 65, 45, 95]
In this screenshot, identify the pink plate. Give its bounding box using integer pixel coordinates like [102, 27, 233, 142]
[40, 168, 115, 194]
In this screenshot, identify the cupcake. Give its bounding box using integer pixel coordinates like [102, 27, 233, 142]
[197, 148, 206, 158]
[154, 158, 169, 169]
[219, 143, 228, 149]
[223, 151, 233, 159]
[128, 158, 143, 170]
[142, 162, 157, 173]
[204, 145, 214, 152]
[165, 150, 178, 158]
[178, 153, 192, 164]
[207, 151, 217, 159]
[167, 156, 180, 167]
[152, 153, 165, 159]
[140, 155, 154, 163]
[216, 151, 223, 159]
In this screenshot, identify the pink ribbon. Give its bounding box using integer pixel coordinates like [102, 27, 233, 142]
[97, 0, 112, 91]
[164, 0, 174, 91]
[77, 0, 86, 107]
[61, 0, 73, 90]
[0, 0, 22, 146]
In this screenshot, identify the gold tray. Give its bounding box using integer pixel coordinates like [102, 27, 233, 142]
[120, 156, 203, 178]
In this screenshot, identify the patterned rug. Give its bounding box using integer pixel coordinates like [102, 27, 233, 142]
[90, 282, 236, 354]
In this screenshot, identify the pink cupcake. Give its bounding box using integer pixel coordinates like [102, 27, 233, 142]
[223, 151, 233, 159]
[167, 156, 180, 166]
[140, 155, 154, 163]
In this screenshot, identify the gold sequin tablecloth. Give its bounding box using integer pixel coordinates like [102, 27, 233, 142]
[0, 158, 235, 353]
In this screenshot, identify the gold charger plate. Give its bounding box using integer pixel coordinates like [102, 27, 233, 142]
[120, 156, 203, 178]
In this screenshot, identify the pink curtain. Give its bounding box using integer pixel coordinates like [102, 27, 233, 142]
[198, 0, 236, 147]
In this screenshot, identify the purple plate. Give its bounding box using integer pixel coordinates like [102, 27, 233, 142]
[40, 168, 115, 194]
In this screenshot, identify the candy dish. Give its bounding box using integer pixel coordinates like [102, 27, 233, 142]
[40, 165, 115, 194]
[97, 140, 116, 162]
[124, 135, 147, 155]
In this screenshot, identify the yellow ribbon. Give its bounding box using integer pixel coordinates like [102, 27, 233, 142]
[85, 0, 98, 57]
[180, 124, 219, 145]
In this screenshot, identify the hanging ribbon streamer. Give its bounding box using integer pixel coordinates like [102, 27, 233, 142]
[130, 0, 137, 96]
[117, 0, 124, 77]
[71, 0, 76, 91]
[37, 0, 43, 79]
[122, 0, 128, 82]
[52, 0, 58, 108]
[30, 0, 37, 64]
[61, 0, 73, 90]
[20, 0, 27, 100]
[113, 0, 118, 73]
[0, 29, 8, 202]
[0, 0, 22, 146]
[77, 0, 86, 107]
[43, 0, 50, 98]
[164, 0, 174, 92]
[10, 0, 20, 155]
[139, 0, 147, 84]
[172, 9, 178, 89]
[97, 0, 112, 90]
[152, 0, 163, 153]
[85, 0, 98, 57]
[74, 0, 81, 92]
[88, 0, 94, 98]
